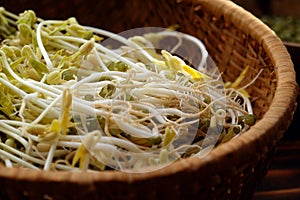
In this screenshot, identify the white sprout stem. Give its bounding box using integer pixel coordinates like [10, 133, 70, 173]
[40, 73, 48, 84]
[86, 99, 130, 113]
[43, 140, 58, 171]
[29, 149, 68, 159]
[0, 122, 29, 149]
[31, 93, 63, 125]
[239, 69, 264, 91]
[0, 149, 40, 170]
[91, 143, 155, 168]
[27, 79, 62, 95]
[0, 77, 27, 97]
[83, 25, 130, 46]
[91, 99, 199, 125]
[4, 157, 13, 168]
[170, 33, 183, 52]
[100, 137, 143, 153]
[112, 116, 154, 138]
[227, 109, 236, 124]
[70, 71, 123, 90]
[57, 136, 143, 154]
[133, 87, 204, 107]
[47, 39, 79, 52]
[244, 97, 253, 114]
[0, 143, 45, 165]
[36, 20, 65, 71]
[72, 99, 108, 117]
[92, 48, 109, 72]
[131, 103, 165, 124]
[144, 81, 195, 92]
[0, 119, 28, 127]
[56, 141, 81, 149]
[56, 140, 125, 163]
[26, 79, 61, 97]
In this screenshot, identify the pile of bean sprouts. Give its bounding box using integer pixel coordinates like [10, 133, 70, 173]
[0, 8, 260, 172]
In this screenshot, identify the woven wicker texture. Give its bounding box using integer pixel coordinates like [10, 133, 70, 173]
[0, 0, 298, 199]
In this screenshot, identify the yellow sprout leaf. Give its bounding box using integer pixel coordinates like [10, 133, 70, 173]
[72, 144, 88, 168]
[38, 119, 60, 142]
[60, 88, 72, 135]
[93, 35, 103, 42]
[50, 119, 61, 133]
[161, 50, 183, 71]
[181, 65, 210, 81]
[163, 127, 176, 147]
[162, 50, 209, 81]
[72, 130, 101, 169]
[230, 66, 249, 88]
[225, 66, 250, 98]
[166, 24, 180, 31]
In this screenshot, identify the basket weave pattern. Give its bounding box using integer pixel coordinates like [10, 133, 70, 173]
[0, 0, 298, 199]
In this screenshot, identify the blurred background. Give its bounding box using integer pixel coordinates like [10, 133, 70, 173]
[233, 0, 300, 17]
[234, 0, 300, 44]
[232, 1, 300, 199]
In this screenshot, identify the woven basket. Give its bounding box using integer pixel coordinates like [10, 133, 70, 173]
[0, 0, 298, 199]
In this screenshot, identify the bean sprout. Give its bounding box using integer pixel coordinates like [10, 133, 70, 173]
[0, 8, 260, 172]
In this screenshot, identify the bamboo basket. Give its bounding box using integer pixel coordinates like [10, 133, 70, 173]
[0, 0, 298, 199]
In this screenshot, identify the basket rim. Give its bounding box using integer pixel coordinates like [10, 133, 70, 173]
[0, 0, 298, 184]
